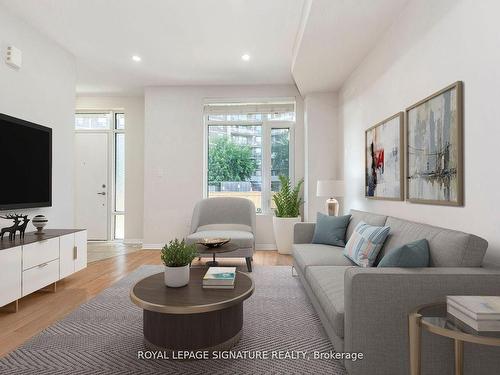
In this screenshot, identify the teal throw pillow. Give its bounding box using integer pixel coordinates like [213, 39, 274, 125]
[378, 239, 430, 267]
[312, 213, 351, 247]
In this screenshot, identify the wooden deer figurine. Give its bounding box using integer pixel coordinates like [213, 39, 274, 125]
[0, 215, 21, 240]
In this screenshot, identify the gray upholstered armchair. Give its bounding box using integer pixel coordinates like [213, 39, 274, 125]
[185, 197, 256, 272]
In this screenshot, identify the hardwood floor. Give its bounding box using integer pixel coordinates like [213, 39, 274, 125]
[87, 241, 142, 263]
[0, 249, 292, 357]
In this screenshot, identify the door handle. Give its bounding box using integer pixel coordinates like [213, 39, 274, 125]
[97, 192, 106, 195]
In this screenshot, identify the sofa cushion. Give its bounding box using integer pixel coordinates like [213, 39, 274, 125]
[378, 239, 430, 267]
[293, 244, 356, 275]
[312, 213, 351, 247]
[380, 217, 488, 267]
[186, 230, 254, 249]
[346, 210, 388, 241]
[305, 266, 350, 338]
[344, 222, 391, 267]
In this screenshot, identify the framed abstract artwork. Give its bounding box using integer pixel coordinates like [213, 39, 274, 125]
[405, 81, 463, 206]
[365, 112, 404, 200]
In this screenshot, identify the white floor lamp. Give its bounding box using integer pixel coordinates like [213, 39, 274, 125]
[316, 180, 344, 216]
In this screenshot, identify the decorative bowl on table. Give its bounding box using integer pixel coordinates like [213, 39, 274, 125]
[196, 238, 230, 248]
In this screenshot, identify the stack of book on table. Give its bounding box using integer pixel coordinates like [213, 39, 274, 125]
[447, 296, 500, 332]
[203, 267, 236, 289]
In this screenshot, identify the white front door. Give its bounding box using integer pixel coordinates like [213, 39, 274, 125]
[75, 133, 108, 240]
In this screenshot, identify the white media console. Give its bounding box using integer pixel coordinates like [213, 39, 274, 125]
[0, 229, 87, 312]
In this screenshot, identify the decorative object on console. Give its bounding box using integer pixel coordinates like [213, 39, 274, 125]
[32, 215, 48, 234]
[16, 215, 30, 239]
[272, 175, 304, 255]
[406, 81, 463, 206]
[0, 214, 30, 240]
[316, 180, 344, 215]
[161, 238, 197, 288]
[0, 214, 21, 240]
[343, 221, 391, 267]
[365, 112, 404, 200]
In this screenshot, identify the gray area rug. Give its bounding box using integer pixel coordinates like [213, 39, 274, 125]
[0, 265, 347, 375]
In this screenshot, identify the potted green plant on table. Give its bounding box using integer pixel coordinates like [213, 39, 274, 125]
[161, 239, 197, 287]
[272, 175, 304, 254]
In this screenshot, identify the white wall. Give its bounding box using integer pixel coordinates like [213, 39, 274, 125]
[75, 96, 145, 242]
[303, 92, 342, 221]
[0, 5, 76, 229]
[143, 85, 304, 248]
[340, 0, 500, 265]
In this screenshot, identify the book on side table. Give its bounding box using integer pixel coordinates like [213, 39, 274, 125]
[447, 296, 500, 332]
[203, 267, 236, 289]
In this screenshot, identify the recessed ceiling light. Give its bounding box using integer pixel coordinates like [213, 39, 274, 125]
[241, 54, 250, 61]
[132, 55, 142, 62]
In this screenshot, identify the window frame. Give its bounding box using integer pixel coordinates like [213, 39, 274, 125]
[203, 115, 295, 215]
[74, 110, 125, 240]
[113, 113, 125, 240]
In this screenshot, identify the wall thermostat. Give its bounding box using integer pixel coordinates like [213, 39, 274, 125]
[6, 46, 22, 69]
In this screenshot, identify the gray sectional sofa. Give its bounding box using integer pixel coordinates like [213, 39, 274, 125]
[293, 210, 500, 375]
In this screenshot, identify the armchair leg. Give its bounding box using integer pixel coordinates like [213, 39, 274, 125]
[245, 257, 253, 272]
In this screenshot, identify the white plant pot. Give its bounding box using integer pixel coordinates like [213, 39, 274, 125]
[164, 264, 190, 287]
[273, 216, 301, 255]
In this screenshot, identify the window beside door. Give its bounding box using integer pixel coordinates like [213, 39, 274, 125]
[114, 113, 125, 239]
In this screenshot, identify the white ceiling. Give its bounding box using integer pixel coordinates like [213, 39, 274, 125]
[292, 0, 409, 94]
[1, 0, 410, 95]
[0, 0, 305, 95]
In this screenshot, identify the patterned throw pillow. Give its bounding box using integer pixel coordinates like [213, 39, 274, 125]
[343, 221, 390, 267]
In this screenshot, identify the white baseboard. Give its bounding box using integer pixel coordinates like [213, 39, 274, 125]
[142, 243, 162, 250]
[123, 238, 143, 245]
[255, 243, 277, 251]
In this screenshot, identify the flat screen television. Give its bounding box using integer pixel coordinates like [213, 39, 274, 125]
[0, 113, 52, 210]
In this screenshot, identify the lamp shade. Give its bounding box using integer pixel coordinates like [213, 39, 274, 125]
[316, 180, 344, 197]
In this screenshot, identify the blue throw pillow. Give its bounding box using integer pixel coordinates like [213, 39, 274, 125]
[312, 213, 351, 247]
[378, 239, 430, 267]
[343, 221, 391, 267]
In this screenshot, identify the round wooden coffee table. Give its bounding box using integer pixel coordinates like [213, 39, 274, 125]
[130, 267, 254, 352]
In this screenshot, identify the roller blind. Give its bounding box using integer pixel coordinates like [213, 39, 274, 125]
[204, 102, 295, 115]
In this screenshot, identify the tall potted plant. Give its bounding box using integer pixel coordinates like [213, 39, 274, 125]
[272, 175, 304, 254]
[161, 239, 197, 287]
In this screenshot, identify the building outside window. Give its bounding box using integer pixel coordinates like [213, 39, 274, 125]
[205, 102, 295, 214]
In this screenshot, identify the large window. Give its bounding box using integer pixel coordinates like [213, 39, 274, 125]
[205, 103, 295, 214]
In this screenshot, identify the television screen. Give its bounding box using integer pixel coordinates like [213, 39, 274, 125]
[0, 113, 52, 210]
